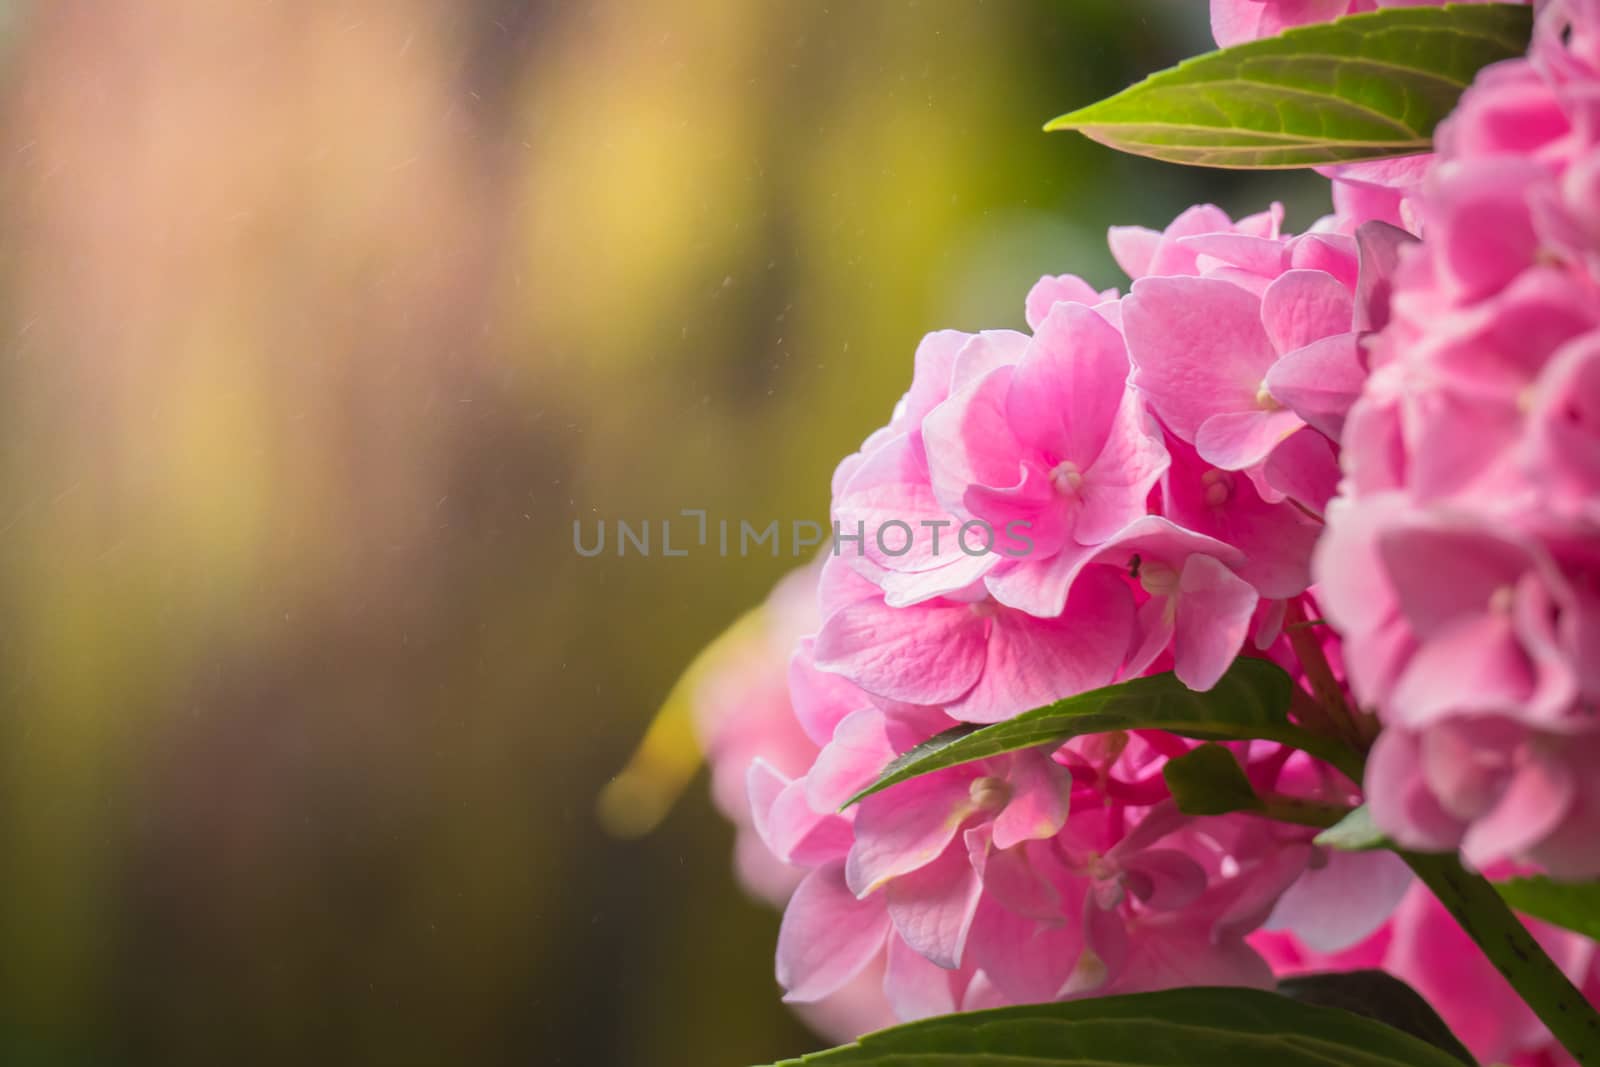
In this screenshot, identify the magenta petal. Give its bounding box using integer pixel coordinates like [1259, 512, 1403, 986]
[884, 842, 985, 969]
[1172, 555, 1258, 691]
[777, 862, 891, 1003]
[814, 596, 986, 707]
[846, 771, 974, 896]
[1120, 848, 1208, 912]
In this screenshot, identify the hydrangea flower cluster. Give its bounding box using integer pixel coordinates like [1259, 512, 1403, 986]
[1317, 0, 1600, 880]
[678, 1, 1600, 1060]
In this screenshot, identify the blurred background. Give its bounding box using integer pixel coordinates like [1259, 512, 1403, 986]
[0, 2, 1328, 1064]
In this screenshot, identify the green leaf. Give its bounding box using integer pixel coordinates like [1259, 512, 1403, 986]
[1494, 876, 1600, 941]
[1045, 4, 1533, 169]
[1314, 804, 1390, 851]
[845, 658, 1362, 807]
[1278, 970, 1478, 1065]
[1163, 743, 1263, 816]
[758, 986, 1474, 1066]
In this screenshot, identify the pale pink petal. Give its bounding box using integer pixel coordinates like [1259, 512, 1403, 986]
[884, 934, 961, 1020]
[1265, 849, 1413, 953]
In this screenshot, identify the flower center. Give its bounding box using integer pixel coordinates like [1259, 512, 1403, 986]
[969, 775, 1012, 813]
[1051, 460, 1085, 494]
[1201, 467, 1232, 507]
[1255, 382, 1281, 410]
[1138, 560, 1179, 599]
[1489, 584, 1515, 615]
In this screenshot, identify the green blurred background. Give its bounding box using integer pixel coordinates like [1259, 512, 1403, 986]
[0, 2, 1326, 1064]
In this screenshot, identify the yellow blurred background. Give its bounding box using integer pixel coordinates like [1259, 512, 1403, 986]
[0, 2, 1326, 1064]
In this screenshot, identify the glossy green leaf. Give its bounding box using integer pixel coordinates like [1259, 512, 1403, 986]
[1278, 970, 1477, 1065]
[1494, 876, 1600, 941]
[845, 658, 1362, 807]
[1315, 804, 1389, 851]
[758, 986, 1474, 1066]
[1163, 742, 1263, 816]
[1046, 4, 1533, 168]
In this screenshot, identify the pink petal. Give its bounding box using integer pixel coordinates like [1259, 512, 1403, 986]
[1077, 391, 1170, 545]
[884, 842, 985, 969]
[1460, 750, 1576, 870]
[777, 862, 892, 1003]
[1260, 268, 1354, 355]
[1365, 728, 1467, 853]
[1007, 302, 1129, 467]
[1025, 274, 1106, 332]
[789, 642, 870, 747]
[1120, 848, 1208, 912]
[992, 750, 1073, 850]
[769, 777, 856, 866]
[1172, 555, 1259, 691]
[814, 596, 987, 707]
[884, 934, 961, 1020]
[1265, 333, 1366, 441]
[1124, 276, 1278, 441]
[846, 771, 975, 896]
[965, 897, 1083, 1003]
[1196, 407, 1305, 471]
[948, 572, 1134, 723]
[806, 707, 899, 814]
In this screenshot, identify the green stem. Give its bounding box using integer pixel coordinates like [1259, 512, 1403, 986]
[1403, 850, 1600, 1066]
[1255, 794, 1349, 830]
